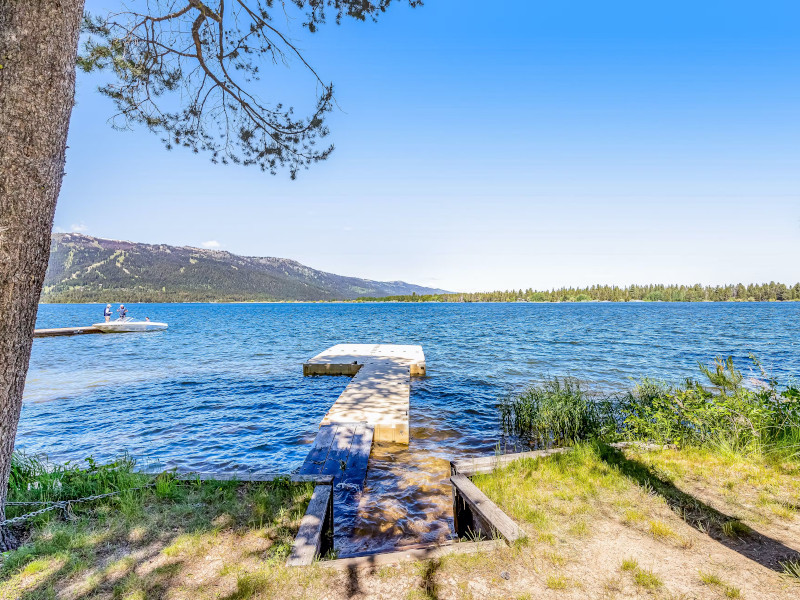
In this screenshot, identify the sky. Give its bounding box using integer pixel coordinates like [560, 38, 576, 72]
[56, 0, 800, 292]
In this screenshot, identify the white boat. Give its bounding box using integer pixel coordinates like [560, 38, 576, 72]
[92, 317, 168, 333]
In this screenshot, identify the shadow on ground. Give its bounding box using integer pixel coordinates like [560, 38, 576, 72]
[1, 482, 312, 600]
[597, 444, 800, 572]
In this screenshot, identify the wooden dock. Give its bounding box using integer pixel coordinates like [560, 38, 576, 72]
[33, 326, 102, 338]
[303, 343, 425, 444]
[288, 344, 425, 565]
[297, 422, 374, 488]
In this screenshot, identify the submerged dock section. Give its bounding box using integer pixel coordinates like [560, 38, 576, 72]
[303, 343, 425, 444]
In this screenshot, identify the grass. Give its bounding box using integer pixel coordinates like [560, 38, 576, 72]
[501, 356, 800, 461]
[2, 443, 799, 599]
[499, 377, 614, 447]
[699, 570, 742, 598]
[648, 519, 676, 540]
[472, 441, 800, 598]
[621, 558, 638, 571]
[1, 453, 321, 599]
[721, 519, 752, 538]
[545, 574, 568, 589]
[632, 568, 662, 589]
[781, 556, 800, 579]
[620, 557, 663, 590]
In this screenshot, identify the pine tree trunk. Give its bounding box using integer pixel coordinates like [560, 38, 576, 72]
[0, 0, 85, 550]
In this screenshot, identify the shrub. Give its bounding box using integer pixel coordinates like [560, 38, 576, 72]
[618, 356, 800, 456]
[503, 356, 800, 458]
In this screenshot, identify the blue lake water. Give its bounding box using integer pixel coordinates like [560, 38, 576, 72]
[20, 302, 800, 554]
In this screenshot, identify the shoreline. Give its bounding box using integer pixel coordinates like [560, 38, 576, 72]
[37, 298, 800, 305]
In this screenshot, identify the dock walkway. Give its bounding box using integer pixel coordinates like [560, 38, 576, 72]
[297, 344, 424, 487]
[290, 343, 425, 564]
[303, 343, 425, 445]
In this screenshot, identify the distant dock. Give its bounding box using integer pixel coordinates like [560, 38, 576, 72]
[33, 326, 102, 338]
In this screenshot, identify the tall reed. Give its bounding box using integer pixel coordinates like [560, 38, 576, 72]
[500, 377, 614, 447]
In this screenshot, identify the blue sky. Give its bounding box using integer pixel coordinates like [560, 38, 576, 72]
[56, 0, 800, 292]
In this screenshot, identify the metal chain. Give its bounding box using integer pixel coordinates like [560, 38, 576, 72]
[2, 484, 155, 527]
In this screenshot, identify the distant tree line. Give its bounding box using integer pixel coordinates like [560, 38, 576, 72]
[355, 282, 800, 303]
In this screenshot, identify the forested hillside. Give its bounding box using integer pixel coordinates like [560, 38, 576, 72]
[42, 234, 448, 302]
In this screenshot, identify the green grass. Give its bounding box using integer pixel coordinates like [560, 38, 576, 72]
[699, 571, 723, 585]
[721, 519, 752, 538]
[501, 356, 800, 461]
[473, 440, 800, 598]
[781, 557, 800, 579]
[699, 570, 742, 597]
[545, 574, 568, 589]
[621, 558, 638, 572]
[632, 568, 662, 589]
[1, 453, 318, 599]
[648, 519, 676, 540]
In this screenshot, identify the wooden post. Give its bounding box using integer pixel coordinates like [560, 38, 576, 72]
[286, 482, 335, 566]
[450, 474, 525, 544]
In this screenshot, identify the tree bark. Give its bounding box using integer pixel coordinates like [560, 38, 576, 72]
[0, 0, 85, 550]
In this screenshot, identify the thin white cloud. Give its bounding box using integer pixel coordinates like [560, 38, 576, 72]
[53, 223, 87, 233]
[201, 240, 221, 249]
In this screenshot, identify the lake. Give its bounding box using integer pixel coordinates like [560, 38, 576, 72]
[20, 302, 800, 554]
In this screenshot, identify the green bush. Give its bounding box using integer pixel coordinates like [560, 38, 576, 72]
[502, 356, 800, 459]
[619, 357, 800, 456]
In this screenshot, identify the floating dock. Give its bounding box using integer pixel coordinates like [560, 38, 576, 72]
[33, 326, 102, 338]
[303, 343, 425, 444]
[298, 344, 425, 485]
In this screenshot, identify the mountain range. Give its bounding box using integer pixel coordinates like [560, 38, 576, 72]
[41, 234, 449, 302]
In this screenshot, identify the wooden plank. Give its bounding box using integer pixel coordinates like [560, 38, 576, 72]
[321, 424, 356, 478]
[341, 424, 374, 487]
[450, 474, 525, 544]
[451, 447, 570, 476]
[305, 344, 426, 376]
[302, 344, 425, 444]
[298, 424, 339, 476]
[136, 471, 334, 485]
[286, 483, 334, 566]
[452, 442, 676, 477]
[319, 539, 504, 570]
[304, 363, 362, 376]
[321, 362, 411, 444]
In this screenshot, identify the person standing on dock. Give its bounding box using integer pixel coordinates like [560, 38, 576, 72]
[117, 304, 128, 320]
[103, 304, 112, 322]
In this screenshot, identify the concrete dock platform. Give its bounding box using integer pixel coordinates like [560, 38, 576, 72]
[304, 344, 425, 444]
